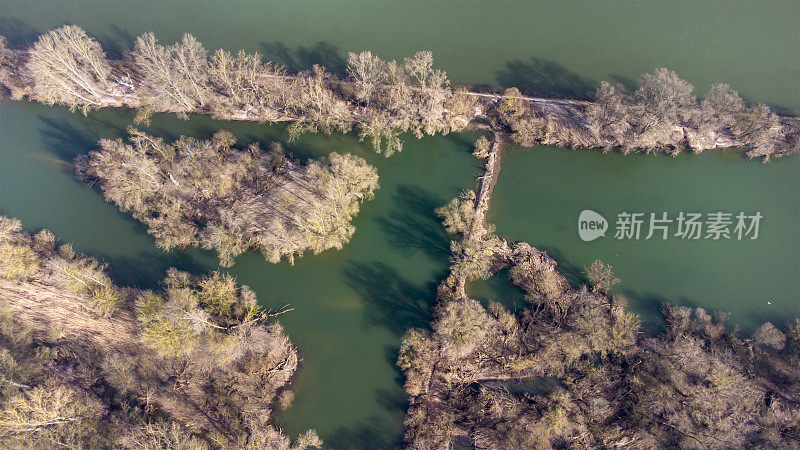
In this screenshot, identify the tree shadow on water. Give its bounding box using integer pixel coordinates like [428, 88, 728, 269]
[495, 57, 596, 100]
[538, 245, 588, 288]
[98, 250, 210, 291]
[146, 118, 220, 144]
[739, 306, 792, 337]
[38, 107, 140, 155]
[0, 17, 41, 47]
[95, 24, 136, 60]
[469, 83, 495, 94]
[343, 262, 437, 336]
[259, 41, 347, 77]
[443, 130, 481, 151]
[330, 385, 409, 449]
[384, 345, 406, 385]
[38, 115, 101, 163]
[620, 288, 674, 336]
[606, 73, 637, 92]
[324, 280, 416, 448]
[377, 185, 451, 262]
[325, 415, 404, 449]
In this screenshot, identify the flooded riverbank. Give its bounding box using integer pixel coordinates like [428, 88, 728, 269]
[2, 1, 798, 446]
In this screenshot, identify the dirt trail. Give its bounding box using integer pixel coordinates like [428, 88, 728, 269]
[446, 125, 507, 300]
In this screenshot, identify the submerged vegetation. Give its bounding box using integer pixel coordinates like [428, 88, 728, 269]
[0, 217, 321, 448]
[78, 129, 378, 266]
[1, 26, 797, 159]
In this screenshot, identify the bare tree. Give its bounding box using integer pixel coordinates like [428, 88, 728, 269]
[734, 103, 782, 158]
[346, 50, 387, 105]
[633, 68, 696, 125]
[702, 83, 745, 125]
[587, 81, 631, 147]
[290, 65, 352, 134]
[629, 68, 696, 149]
[404, 51, 450, 135]
[384, 59, 410, 111]
[357, 110, 403, 155]
[25, 25, 111, 111]
[584, 259, 620, 293]
[131, 32, 209, 112]
[208, 49, 288, 118]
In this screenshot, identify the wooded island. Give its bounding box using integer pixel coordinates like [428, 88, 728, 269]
[1, 26, 797, 160]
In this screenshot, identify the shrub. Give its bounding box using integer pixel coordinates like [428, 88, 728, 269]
[0, 243, 41, 280]
[584, 260, 620, 293]
[472, 136, 491, 158]
[397, 329, 432, 370]
[497, 87, 526, 122]
[198, 271, 238, 318]
[142, 317, 198, 357]
[91, 285, 123, 317]
[434, 299, 496, 358]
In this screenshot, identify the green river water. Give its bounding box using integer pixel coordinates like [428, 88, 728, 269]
[1, 1, 798, 447]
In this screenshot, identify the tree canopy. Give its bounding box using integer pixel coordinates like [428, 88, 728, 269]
[0, 217, 321, 448]
[81, 129, 378, 266]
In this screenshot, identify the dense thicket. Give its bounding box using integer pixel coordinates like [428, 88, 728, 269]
[79, 129, 378, 266]
[398, 199, 800, 449]
[436, 190, 502, 284]
[497, 68, 799, 159]
[0, 26, 476, 155]
[2, 26, 795, 159]
[0, 217, 320, 448]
